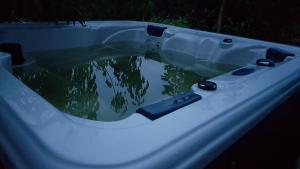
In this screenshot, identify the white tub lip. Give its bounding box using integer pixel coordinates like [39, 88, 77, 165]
[1, 20, 300, 51]
[1, 59, 298, 168]
[0, 21, 300, 169]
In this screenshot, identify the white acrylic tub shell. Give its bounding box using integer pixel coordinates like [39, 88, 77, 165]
[0, 21, 300, 169]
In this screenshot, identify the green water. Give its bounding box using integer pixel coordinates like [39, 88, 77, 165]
[13, 43, 239, 121]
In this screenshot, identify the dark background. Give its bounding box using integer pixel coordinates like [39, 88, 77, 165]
[1, 0, 300, 45]
[0, 1, 300, 169]
[205, 91, 300, 169]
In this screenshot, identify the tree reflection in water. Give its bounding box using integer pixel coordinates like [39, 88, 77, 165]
[145, 50, 205, 97]
[13, 45, 230, 121]
[92, 55, 149, 118]
[61, 64, 100, 120]
[14, 63, 100, 120]
[161, 64, 206, 96]
[14, 53, 151, 121]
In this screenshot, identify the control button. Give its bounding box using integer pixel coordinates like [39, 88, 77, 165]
[256, 58, 275, 67]
[223, 38, 233, 43]
[197, 81, 217, 91]
[136, 92, 201, 120]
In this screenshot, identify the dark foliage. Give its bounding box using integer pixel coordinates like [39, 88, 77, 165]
[1, 0, 300, 45]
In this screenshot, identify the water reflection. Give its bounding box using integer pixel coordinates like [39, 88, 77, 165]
[61, 64, 100, 120]
[14, 63, 100, 120]
[13, 44, 234, 121]
[161, 64, 206, 96]
[92, 55, 150, 119]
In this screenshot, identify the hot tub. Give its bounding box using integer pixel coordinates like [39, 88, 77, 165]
[0, 21, 299, 169]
